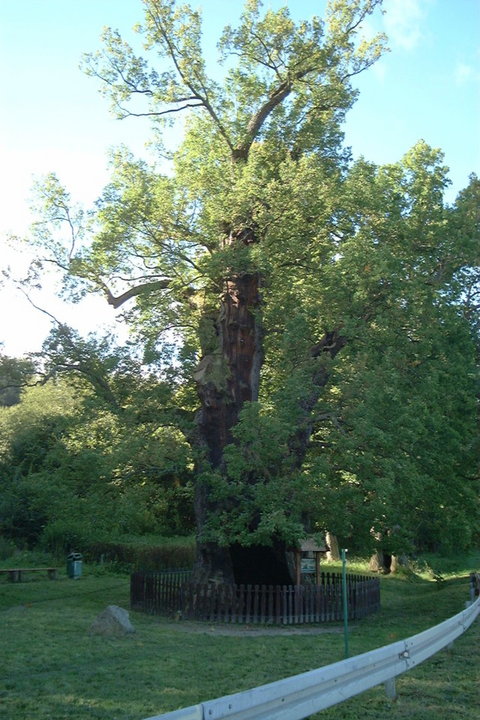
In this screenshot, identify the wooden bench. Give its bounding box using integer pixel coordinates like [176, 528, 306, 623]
[0, 567, 58, 582]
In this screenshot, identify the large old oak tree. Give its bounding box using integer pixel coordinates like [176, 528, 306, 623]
[24, 0, 479, 580]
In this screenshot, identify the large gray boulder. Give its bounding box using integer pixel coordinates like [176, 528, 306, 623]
[89, 605, 135, 636]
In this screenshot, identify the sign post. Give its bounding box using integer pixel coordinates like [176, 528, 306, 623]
[341, 548, 349, 658]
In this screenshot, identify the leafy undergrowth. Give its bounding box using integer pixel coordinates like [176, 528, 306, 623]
[0, 557, 478, 719]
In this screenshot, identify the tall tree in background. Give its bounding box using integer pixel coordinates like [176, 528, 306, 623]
[302, 151, 479, 560]
[23, 0, 479, 579]
[0, 366, 194, 550]
[0, 354, 35, 407]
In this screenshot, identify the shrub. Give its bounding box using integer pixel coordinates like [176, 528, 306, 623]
[39, 519, 105, 557]
[0, 536, 16, 561]
[85, 540, 195, 570]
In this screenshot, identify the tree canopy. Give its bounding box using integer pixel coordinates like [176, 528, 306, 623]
[14, 0, 479, 578]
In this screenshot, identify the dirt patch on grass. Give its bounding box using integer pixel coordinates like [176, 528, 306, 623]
[159, 620, 343, 636]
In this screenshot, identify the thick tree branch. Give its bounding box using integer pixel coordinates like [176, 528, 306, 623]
[287, 329, 347, 466]
[102, 278, 172, 309]
[146, 8, 235, 153]
[233, 66, 319, 161]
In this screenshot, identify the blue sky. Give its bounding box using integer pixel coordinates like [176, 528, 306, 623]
[1, 0, 479, 356]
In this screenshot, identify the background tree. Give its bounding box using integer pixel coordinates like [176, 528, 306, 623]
[0, 353, 35, 407]
[0, 352, 195, 551]
[303, 150, 479, 562]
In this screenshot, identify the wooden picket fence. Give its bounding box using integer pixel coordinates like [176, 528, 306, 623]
[130, 570, 380, 624]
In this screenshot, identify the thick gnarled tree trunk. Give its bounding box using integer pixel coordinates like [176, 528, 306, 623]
[192, 265, 346, 584]
[194, 271, 263, 468]
[193, 270, 263, 583]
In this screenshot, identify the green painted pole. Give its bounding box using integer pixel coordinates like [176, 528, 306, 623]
[341, 548, 349, 658]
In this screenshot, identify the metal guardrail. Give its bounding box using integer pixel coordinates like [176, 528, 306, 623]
[143, 595, 480, 720]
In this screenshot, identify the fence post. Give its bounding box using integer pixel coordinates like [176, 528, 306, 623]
[469, 572, 479, 603]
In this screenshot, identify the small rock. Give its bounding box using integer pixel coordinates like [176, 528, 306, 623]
[89, 605, 135, 636]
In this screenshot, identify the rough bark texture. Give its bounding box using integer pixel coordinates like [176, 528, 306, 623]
[195, 272, 263, 468]
[325, 531, 340, 561]
[193, 270, 263, 583]
[369, 551, 393, 574]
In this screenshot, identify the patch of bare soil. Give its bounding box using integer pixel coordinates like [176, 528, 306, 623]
[160, 620, 343, 636]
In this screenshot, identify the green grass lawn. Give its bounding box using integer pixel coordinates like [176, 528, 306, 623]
[0, 558, 478, 720]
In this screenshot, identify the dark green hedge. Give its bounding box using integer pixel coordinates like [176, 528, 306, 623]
[84, 540, 195, 570]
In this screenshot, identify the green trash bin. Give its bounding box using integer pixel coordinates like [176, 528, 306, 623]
[67, 552, 83, 579]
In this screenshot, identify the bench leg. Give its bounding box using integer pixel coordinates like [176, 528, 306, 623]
[48, 569, 58, 580]
[9, 571, 21, 582]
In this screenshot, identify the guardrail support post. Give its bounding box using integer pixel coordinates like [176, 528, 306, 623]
[384, 677, 397, 699]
